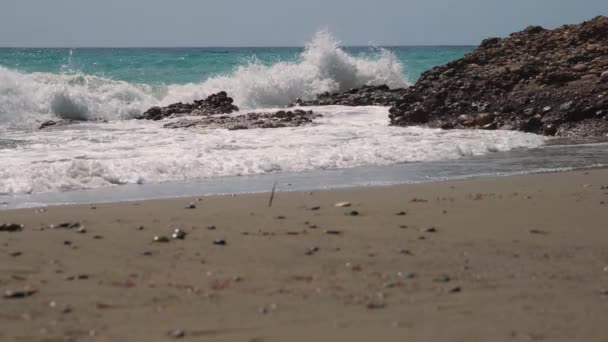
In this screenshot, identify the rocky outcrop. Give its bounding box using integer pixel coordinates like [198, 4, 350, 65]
[388, 16, 608, 138]
[138, 91, 239, 120]
[163, 109, 321, 130]
[291, 85, 408, 107]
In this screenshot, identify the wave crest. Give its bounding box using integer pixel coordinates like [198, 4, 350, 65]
[163, 31, 409, 108]
[0, 31, 409, 128]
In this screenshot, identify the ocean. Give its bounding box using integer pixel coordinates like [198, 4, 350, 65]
[1, 33, 606, 208]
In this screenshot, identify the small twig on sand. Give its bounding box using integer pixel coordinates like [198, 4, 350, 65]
[268, 182, 278, 207]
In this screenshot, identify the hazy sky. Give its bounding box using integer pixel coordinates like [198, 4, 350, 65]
[0, 0, 606, 47]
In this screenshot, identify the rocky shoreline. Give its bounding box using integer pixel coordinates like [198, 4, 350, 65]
[387, 16, 608, 138]
[51, 16, 607, 139]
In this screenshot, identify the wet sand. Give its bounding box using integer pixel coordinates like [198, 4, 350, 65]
[1, 169, 608, 342]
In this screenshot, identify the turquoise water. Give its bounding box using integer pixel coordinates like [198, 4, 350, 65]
[0, 46, 472, 85]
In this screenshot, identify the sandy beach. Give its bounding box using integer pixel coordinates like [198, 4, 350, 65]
[1, 169, 608, 342]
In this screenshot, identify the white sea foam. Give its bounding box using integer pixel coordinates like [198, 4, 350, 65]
[0, 106, 546, 195]
[0, 67, 161, 128]
[162, 32, 408, 108]
[0, 32, 408, 129]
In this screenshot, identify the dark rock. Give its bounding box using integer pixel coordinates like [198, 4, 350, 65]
[3, 289, 37, 299]
[388, 16, 608, 138]
[39, 120, 57, 129]
[290, 85, 409, 107]
[213, 239, 227, 245]
[0, 223, 23, 232]
[164, 109, 320, 130]
[138, 91, 239, 120]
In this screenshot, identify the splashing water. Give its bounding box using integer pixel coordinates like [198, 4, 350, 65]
[0, 32, 409, 128]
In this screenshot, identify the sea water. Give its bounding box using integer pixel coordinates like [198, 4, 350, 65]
[1, 32, 605, 207]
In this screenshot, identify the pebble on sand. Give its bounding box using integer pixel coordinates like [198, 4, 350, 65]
[334, 202, 352, 208]
[154, 236, 170, 243]
[172, 229, 187, 240]
[3, 289, 37, 299]
[0, 223, 24, 232]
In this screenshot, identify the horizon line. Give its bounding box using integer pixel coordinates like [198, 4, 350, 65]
[0, 44, 477, 49]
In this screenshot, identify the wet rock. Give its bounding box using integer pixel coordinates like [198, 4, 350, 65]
[138, 91, 238, 120]
[290, 85, 408, 107]
[164, 109, 320, 130]
[388, 16, 608, 138]
[39, 120, 57, 129]
[0, 223, 23, 232]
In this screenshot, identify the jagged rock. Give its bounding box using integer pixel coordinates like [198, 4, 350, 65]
[163, 109, 321, 130]
[138, 91, 239, 120]
[290, 85, 408, 107]
[39, 120, 57, 129]
[388, 16, 608, 138]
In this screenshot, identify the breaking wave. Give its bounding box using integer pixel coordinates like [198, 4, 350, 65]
[0, 31, 409, 128]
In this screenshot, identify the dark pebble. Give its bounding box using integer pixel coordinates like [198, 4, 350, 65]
[3, 289, 37, 299]
[423, 227, 437, 233]
[345, 210, 359, 216]
[213, 239, 227, 246]
[309, 206, 321, 211]
[305, 246, 320, 255]
[396, 211, 407, 216]
[449, 286, 462, 293]
[0, 223, 24, 232]
[324, 230, 342, 235]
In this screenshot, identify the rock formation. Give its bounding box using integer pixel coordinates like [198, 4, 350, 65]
[137, 91, 239, 121]
[290, 85, 408, 107]
[388, 16, 608, 138]
[163, 109, 320, 130]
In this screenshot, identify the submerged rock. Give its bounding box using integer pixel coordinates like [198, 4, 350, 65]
[388, 16, 608, 138]
[163, 109, 321, 130]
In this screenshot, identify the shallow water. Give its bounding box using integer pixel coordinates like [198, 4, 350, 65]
[3, 141, 607, 209]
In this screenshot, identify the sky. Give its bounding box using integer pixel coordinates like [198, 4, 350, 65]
[0, 0, 606, 47]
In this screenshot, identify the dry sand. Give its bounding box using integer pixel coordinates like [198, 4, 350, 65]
[1, 169, 608, 342]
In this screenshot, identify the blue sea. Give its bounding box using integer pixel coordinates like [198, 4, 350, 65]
[0, 33, 605, 208]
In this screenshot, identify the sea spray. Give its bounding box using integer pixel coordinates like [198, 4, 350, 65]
[0, 32, 409, 128]
[163, 31, 409, 108]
